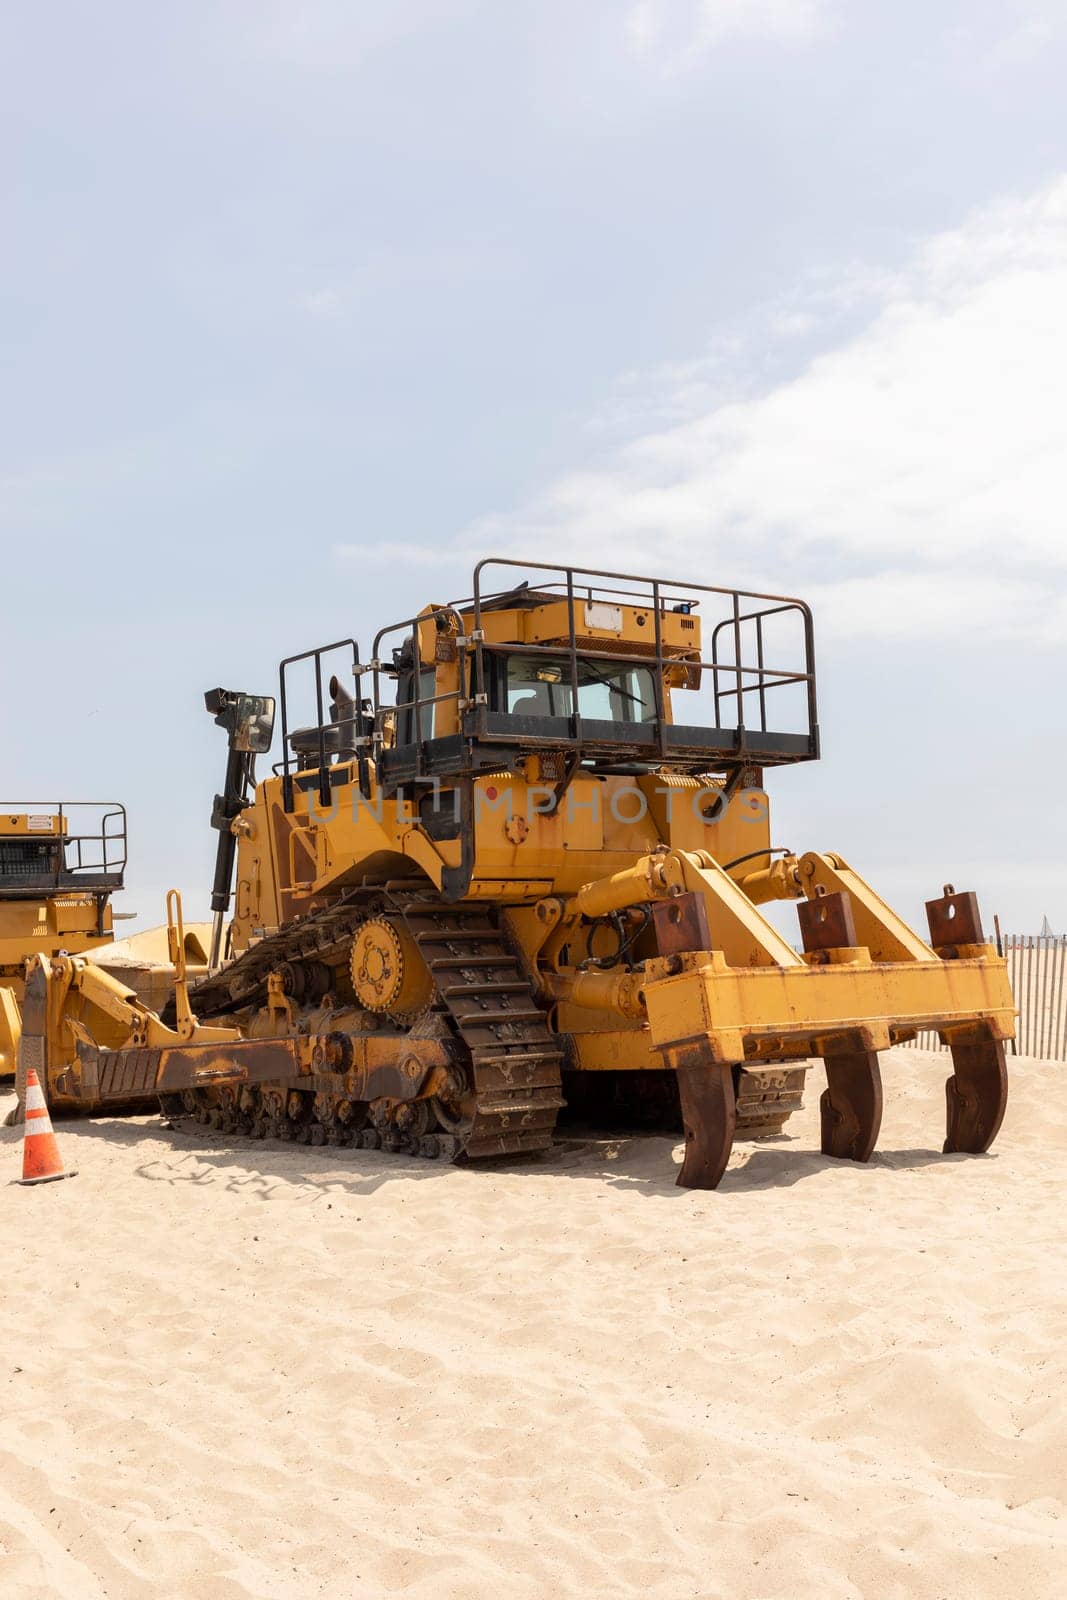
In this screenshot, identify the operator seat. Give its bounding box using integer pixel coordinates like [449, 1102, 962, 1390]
[509, 695, 543, 716]
[288, 724, 355, 762]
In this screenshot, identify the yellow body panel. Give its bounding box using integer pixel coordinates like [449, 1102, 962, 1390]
[641, 946, 1015, 1064]
[0, 805, 126, 1077]
[0, 812, 62, 836]
[0, 985, 21, 1076]
[230, 766, 773, 947]
[0, 896, 114, 970]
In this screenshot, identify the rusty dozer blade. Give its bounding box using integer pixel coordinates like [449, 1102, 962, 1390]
[820, 1049, 883, 1163]
[650, 899, 737, 1189]
[638, 866, 1016, 1185]
[923, 892, 1009, 1156]
[11, 955, 50, 1124]
[801, 896, 885, 1164]
[661, 1041, 736, 1190]
[944, 1031, 1008, 1154]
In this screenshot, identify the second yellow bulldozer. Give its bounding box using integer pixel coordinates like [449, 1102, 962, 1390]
[21, 559, 1014, 1188]
[0, 802, 127, 1077]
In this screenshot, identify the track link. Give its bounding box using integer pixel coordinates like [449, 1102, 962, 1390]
[186, 890, 373, 1020]
[179, 887, 564, 1165]
[403, 906, 564, 1158]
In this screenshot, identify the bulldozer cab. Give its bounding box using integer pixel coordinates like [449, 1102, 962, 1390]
[276, 559, 820, 809]
[496, 653, 658, 723]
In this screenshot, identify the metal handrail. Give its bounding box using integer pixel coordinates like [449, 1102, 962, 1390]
[471, 556, 816, 617]
[0, 801, 128, 889]
[370, 605, 482, 783]
[709, 599, 817, 736]
[470, 558, 817, 757]
[283, 557, 819, 795]
[277, 641, 361, 813]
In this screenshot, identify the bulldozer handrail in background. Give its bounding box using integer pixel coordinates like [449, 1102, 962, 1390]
[0, 801, 127, 896]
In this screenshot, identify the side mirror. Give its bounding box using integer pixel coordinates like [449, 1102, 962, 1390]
[205, 688, 276, 754]
[233, 694, 275, 753]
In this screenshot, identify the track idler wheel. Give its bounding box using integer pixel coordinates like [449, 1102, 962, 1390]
[944, 1033, 1008, 1154]
[820, 1049, 883, 1163]
[663, 1044, 736, 1190]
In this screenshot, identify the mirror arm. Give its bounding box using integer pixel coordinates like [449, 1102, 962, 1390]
[203, 688, 273, 970]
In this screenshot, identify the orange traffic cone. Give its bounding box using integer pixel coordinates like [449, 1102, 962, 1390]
[18, 1068, 76, 1186]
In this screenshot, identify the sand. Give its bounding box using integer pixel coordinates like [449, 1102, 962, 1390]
[1, 1049, 1063, 1600]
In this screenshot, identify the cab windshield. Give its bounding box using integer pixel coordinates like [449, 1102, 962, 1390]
[503, 654, 658, 724]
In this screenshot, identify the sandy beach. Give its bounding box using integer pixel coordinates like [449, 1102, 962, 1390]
[1, 1048, 1063, 1600]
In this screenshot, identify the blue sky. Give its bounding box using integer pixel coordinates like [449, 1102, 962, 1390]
[3, 1, 1065, 932]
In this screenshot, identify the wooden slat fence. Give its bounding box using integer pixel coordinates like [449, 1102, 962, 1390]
[902, 933, 1067, 1060]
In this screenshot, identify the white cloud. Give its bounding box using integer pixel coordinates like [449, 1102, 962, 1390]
[768, 309, 818, 338]
[254, 0, 831, 77]
[253, 1, 479, 69]
[333, 540, 482, 570]
[298, 287, 342, 316]
[433, 177, 1067, 643]
[804, 571, 1067, 645]
[626, 0, 830, 72]
[296, 242, 519, 321]
[951, 5, 1067, 74]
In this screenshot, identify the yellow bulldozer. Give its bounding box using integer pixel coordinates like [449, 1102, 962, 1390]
[1, 802, 128, 1077]
[2, 804, 215, 1116]
[17, 560, 1014, 1188]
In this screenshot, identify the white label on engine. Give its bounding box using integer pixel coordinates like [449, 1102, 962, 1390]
[27, 815, 52, 831]
[584, 602, 623, 633]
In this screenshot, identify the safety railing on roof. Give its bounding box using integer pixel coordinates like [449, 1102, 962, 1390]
[0, 802, 127, 894]
[463, 558, 818, 771]
[278, 558, 820, 802]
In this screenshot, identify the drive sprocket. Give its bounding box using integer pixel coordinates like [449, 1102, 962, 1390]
[349, 915, 436, 1021]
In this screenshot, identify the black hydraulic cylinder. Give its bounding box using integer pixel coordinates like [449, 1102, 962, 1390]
[203, 687, 275, 965]
[209, 746, 246, 915]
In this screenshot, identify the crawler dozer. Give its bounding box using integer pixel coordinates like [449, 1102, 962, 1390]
[1, 803, 212, 1102]
[20, 560, 1014, 1188]
[1, 803, 127, 1078]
